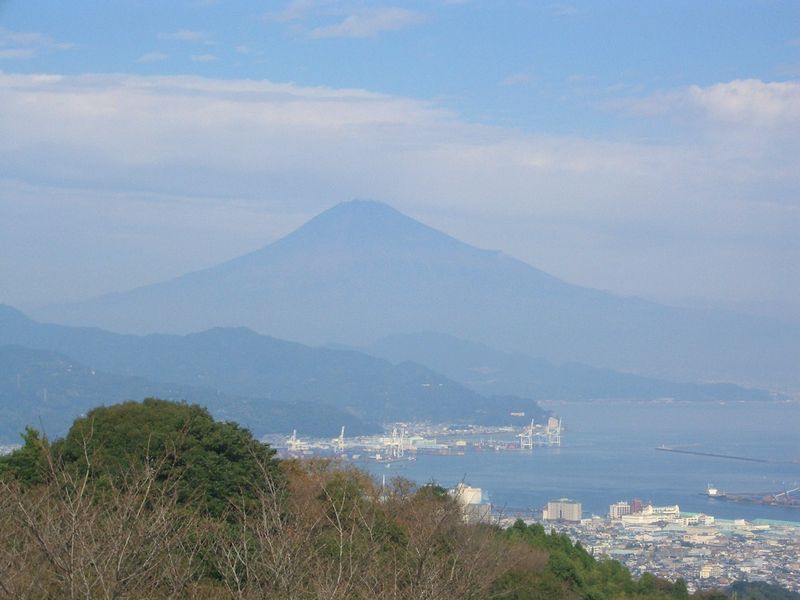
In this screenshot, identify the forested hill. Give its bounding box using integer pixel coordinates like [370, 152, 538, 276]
[0, 306, 549, 437]
[0, 345, 379, 441]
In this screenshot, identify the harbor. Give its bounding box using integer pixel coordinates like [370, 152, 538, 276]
[265, 416, 565, 462]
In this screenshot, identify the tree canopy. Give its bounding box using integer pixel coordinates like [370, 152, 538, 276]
[0, 399, 783, 599]
[1, 398, 280, 516]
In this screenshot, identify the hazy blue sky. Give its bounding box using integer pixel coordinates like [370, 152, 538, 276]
[1, 1, 798, 321]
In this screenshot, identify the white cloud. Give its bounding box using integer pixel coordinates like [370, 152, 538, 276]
[550, 4, 578, 17]
[158, 29, 210, 43]
[687, 79, 800, 125]
[309, 8, 426, 38]
[136, 52, 168, 63]
[614, 79, 800, 127]
[0, 73, 797, 317]
[0, 48, 36, 60]
[191, 53, 217, 62]
[0, 26, 72, 60]
[266, 2, 426, 38]
[267, 0, 337, 23]
[1, 73, 794, 199]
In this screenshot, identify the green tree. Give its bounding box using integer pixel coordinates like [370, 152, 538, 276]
[672, 578, 690, 600]
[3, 398, 281, 516]
[0, 426, 50, 485]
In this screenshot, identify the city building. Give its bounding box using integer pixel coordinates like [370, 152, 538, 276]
[450, 483, 482, 506]
[699, 564, 722, 579]
[621, 504, 681, 526]
[450, 483, 491, 523]
[514, 506, 800, 593]
[544, 498, 582, 523]
[609, 501, 632, 519]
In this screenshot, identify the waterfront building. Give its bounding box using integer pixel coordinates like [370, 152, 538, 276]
[609, 501, 632, 519]
[449, 483, 491, 524]
[677, 513, 715, 527]
[621, 504, 680, 526]
[450, 483, 482, 505]
[544, 498, 582, 523]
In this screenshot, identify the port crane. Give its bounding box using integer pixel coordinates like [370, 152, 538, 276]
[518, 419, 534, 450]
[287, 429, 309, 453]
[387, 426, 406, 458]
[335, 426, 345, 453]
[546, 417, 562, 447]
[773, 486, 800, 502]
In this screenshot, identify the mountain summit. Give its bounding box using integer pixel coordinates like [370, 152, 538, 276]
[218, 200, 544, 277]
[278, 200, 461, 248]
[38, 201, 800, 389]
[206, 200, 505, 279]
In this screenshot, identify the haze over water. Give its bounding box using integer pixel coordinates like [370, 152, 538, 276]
[366, 401, 800, 523]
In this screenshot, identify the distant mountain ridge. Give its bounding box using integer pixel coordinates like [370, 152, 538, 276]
[35, 200, 800, 389]
[0, 345, 378, 442]
[356, 332, 775, 402]
[0, 306, 548, 441]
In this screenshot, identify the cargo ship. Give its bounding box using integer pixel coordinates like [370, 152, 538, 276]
[703, 484, 800, 508]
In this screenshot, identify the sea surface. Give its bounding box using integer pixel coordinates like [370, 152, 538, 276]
[364, 400, 800, 523]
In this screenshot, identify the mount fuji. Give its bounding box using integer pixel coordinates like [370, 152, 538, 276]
[38, 200, 800, 389]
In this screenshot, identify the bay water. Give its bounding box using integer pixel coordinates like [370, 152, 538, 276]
[365, 401, 800, 522]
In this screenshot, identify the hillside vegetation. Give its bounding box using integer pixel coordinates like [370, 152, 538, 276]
[0, 306, 549, 438]
[0, 344, 379, 441]
[0, 399, 757, 599]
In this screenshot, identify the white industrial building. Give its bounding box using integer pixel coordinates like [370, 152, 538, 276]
[544, 498, 582, 523]
[621, 504, 680, 526]
[449, 483, 491, 524]
[450, 483, 482, 506]
[609, 501, 632, 519]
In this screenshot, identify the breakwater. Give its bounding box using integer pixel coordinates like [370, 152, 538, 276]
[656, 445, 768, 463]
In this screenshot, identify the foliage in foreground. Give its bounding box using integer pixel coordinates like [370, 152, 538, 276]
[1, 398, 281, 516]
[0, 399, 756, 599]
[727, 581, 800, 600]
